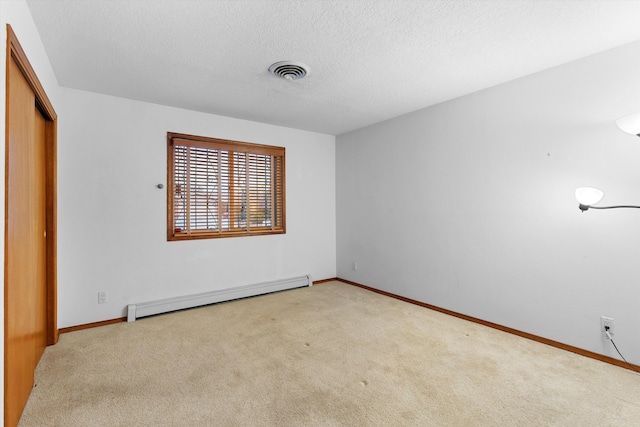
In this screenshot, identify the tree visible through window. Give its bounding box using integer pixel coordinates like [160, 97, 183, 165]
[167, 133, 285, 240]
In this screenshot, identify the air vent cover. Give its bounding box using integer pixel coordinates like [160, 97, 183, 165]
[268, 61, 309, 81]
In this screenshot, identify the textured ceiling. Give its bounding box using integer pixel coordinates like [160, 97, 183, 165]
[26, 0, 640, 135]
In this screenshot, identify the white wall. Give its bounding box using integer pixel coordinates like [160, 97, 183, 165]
[1, 0, 62, 421]
[58, 88, 336, 328]
[337, 41, 640, 364]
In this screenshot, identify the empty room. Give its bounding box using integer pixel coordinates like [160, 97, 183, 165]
[2, 0, 640, 425]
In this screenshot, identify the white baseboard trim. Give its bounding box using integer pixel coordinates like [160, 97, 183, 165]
[127, 274, 312, 322]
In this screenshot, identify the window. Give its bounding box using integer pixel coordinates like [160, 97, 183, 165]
[167, 132, 285, 240]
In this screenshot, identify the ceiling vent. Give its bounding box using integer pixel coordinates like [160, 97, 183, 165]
[268, 61, 309, 81]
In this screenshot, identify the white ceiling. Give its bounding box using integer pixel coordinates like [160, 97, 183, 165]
[26, 0, 640, 135]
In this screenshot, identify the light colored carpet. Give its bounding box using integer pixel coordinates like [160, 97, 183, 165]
[19, 281, 640, 426]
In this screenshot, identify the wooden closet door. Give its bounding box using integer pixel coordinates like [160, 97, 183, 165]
[5, 55, 48, 427]
[34, 103, 48, 361]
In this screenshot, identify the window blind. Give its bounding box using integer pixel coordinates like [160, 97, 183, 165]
[168, 133, 285, 240]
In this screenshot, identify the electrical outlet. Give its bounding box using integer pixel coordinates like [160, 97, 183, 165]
[600, 316, 614, 335]
[98, 291, 108, 304]
[352, 262, 358, 271]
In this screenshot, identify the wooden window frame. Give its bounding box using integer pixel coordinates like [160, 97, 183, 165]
[167, 132, 286, 240]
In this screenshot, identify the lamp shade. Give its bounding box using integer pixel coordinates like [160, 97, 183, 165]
[615, 113, 640, 136]
[575, 187, 604, 206]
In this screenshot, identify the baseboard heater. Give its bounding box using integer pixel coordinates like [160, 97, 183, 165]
[127, 274, 312, 322]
